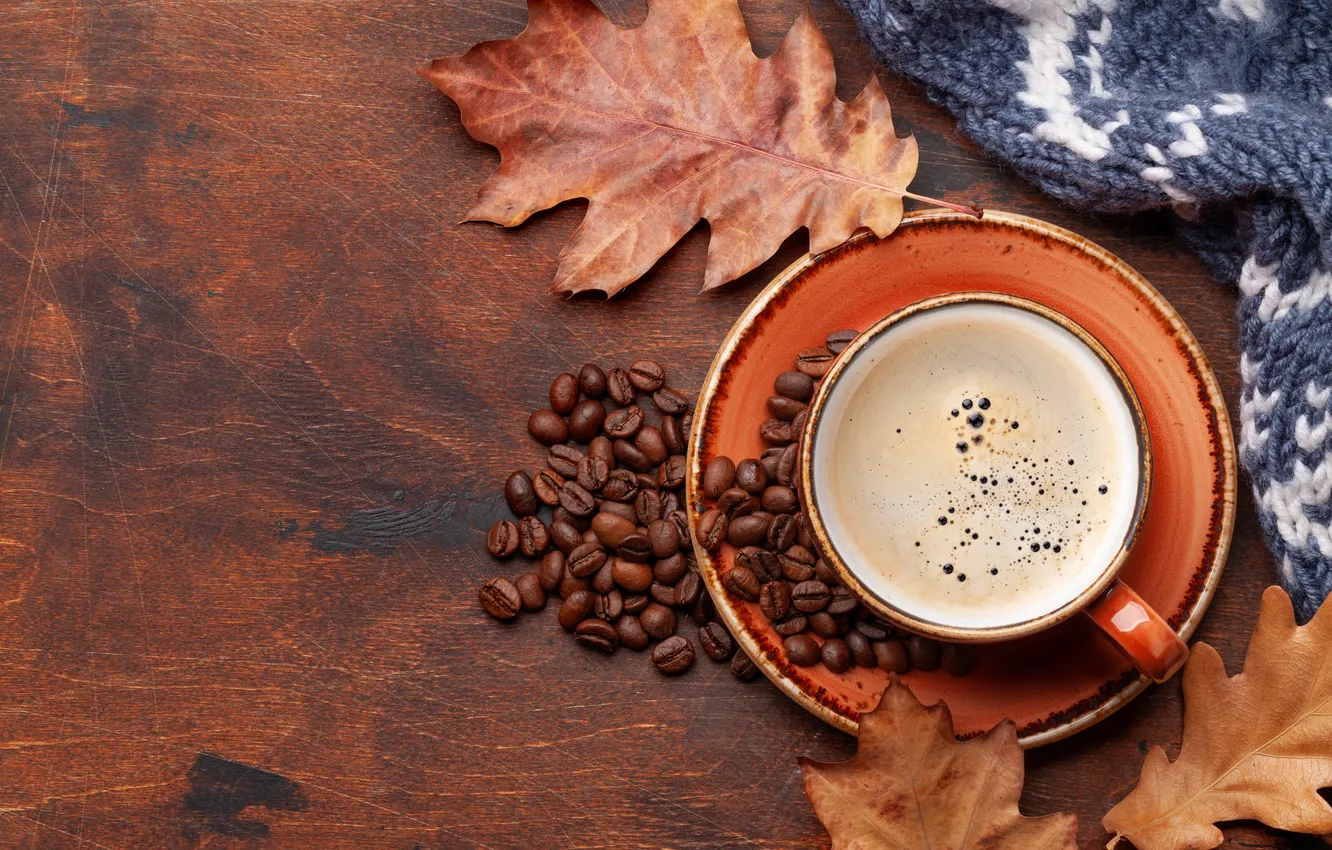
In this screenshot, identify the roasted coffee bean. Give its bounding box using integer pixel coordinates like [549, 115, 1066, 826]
[767, 395, 807, 421]
[821, 638, 851, 673]
[549, 520, 583, 555]
[559, 481, 597, 517]
[633, 426, 667, 465]
[629, 359, 665, 392]
[652, 387, 688, 415]
[774, 615, 809, 636]
[527, 409, 569, 446]
[779, 554, 816, 582]
[582, 528, 601, 545]
[479, 578, 522, 620]
[845, 631, 875, 667]
[814, 558, 840, 586]
[604, 405, 644, 439]
[539, 551, 565, 592]
[611, 558, 654, 592]
[907, 635, 942, 671]
[649, 581, 678, 606]
[641, 602, 677, 640]
[593, 560, 617, 594]
[832, 612, 854, 636]
[759, 453, 781, 482]
[661, 490, 681, 517]
[652, 635, 694, 674]
[635, 472, 658, 490]
[690, 588, 714, 625]
[595, 589, 624, 622]
[576, 456, 610, 492]
[675, 571, 703, 608]
[796, 346, 836, 377]
[657, 455, 686, 489]
[487, 520, 519, 558]
[941, 644, 979, 677]
[607, 367, 635, 406]
[722, 566, 761, 601]
[634, 489, 662, 526]
[514, 572, 547, 612]
[591, 511, 636, 548]
[768, 514, 798, 551]
[703, 456, 736, 499]
[791, 408, 807, 437]
[661, 415, 685, 454]
[827, 585, 858, 615]
[716, 487, 756, 518]
[568, 541, 607, 578]
[578, 364, 608, 398]
[568, 399, 607, 442]
[761, 485, 798, 514]
[550, 373, 580, 414]
[784, 634, 821, 666]
[647, 519, 680, 558]
[698, 621, 735, 661]
[667, 509, 690, 545]
[616, 532, 653, 563]
[726, 514, 770, 547]
[652, 552, 688, 585]
[735, 458, 768, 494]
[853, 618, 890, 641]
[601, 469, 639, 502]
[760, 419, 794, 446]
[783, 544, 816, 565]
[559, 589, 595, 631]
[792, 580, 831, 613]
[774, 370, 815, 402]
[504, 471, 538, 517]
[623, 593, 650, 615]
[808, 611, 839, 638]
[695, 509, 727, 551]
[534, 468, 565, 506]
[583, 433, 611, 465]
[760, 580, 792, 621]
[559, 562, 592, 599]
[874, 638, 910, 673]
[750, 550, 782, 584]
[612, 438, 652, 473]
[796, 513, 817, 549]
[826, 329, 858, 353]
[548, 444, 585, 478]
[617, 614, 650, 650]
[518, 516, 550, 557]
[575, 618, 619, 652]
[776, 444, 799, 488]
[731, 650, 761, 681]
[599, 497, 638, 523]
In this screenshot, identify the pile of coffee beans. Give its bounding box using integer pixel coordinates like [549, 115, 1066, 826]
[694, 329, 979, 678]
[478, 360, 759, 679]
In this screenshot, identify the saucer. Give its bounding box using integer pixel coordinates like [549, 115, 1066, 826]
[686, 210, 1236, 747]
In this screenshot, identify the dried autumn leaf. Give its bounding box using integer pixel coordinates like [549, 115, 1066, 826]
[1104, 586, 1332, 850]
[800, 677, 1077, 850]
[420, 0, 958, 297]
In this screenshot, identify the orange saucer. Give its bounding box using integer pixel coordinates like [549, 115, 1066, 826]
[686, 211, 1236, 747]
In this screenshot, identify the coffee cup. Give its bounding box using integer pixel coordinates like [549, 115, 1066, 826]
[798, 292, 1188, 682]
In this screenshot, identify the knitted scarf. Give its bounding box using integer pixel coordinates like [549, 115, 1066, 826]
[840, 0, 1332, 620]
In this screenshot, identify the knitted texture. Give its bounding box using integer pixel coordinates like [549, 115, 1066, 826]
[840, 0, 1332, 620]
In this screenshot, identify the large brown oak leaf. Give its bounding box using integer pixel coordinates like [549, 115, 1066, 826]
[419, 0, 929, 296]
[800, 677, 1077, 850]
[1104, 586, 1332, 849]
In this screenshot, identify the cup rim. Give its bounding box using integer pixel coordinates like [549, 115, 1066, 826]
[798, 291, 1153, 643]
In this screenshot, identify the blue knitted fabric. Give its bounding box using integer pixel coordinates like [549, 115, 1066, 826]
[839, 0, 1332, 620]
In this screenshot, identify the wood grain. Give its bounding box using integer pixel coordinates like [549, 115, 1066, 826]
[0, 0, 1309, 847]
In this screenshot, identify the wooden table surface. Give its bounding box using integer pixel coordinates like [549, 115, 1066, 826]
[0, 1, 1315, 847]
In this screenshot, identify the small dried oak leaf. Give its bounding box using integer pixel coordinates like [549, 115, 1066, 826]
[800, 676, 1077, 849]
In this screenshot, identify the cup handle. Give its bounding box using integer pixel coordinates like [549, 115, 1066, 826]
[1083, 579, 1189, 683]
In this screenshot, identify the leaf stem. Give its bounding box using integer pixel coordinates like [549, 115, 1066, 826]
[904, 191, 984, 219]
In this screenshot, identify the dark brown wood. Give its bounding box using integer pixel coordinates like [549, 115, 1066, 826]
[0, 1, 1308, 847]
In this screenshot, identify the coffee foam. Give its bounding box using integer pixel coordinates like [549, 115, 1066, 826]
[811, 302, 1141, 631]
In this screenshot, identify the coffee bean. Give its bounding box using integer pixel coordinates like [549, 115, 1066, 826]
[698, 621, 735, 661]
[559, 562, 592, 598]
[539, 551, 565, 592]
[641, 602, 677, 640]
[675, 571, 702, 607]
[657, 455, 686, 490]
[513, 572, 546, 613]
[548, 444, 585, 478]
[716, 487, 756, 519]
[733, 458, 767, 494]
[549, 520, 583, 555]
[722, 566, 761, 601]
[550, 373, 580, 414]
[617, 614, 650, 650]
[784, 634, 820, 666]
[605, 405, 644, 439]
[667, 509, 690, 545]
[796, 513, 817, 549]
[776, 444, 799, 488]
[703, 456, 736, 499]
[825, 329, 858, 353]
[504, 471, 538, 517]
[661, 415, 685, 454]
[695, 509, 727, 551]
[646, 519, 680, 559]
[827, 585, 858, 615]
[616, 532, 653, 563]
[761, 485, 798, 514]
[749, 549, 782, 583]
[821, 638, 851, 673]
[575, 618, 619, 652]
[575, 456, 610, 492]
[759, 419, 794, 446]
[629, 359, 665, 392]
[595, 589, 624, 622]
[652, 552, 687, 585]
[652, 387, 688, 415]
[792, 580, 831, 613]
[612, 438, 652, 473]
[578, 364, 608, 398]
[814, 558, 840, 586]
[479, 578, 522, 620]
[601, 469, 639, 502]
[873, 638, 910, 673]
[941, 643, 978, 677]
[731, 650, 760, 681]
[690, 588, 714, 625]
[661, 490, 681, 516]
[487, 520, 519, 558]
[784, 544, 816, 565]
[623, 593, 650, 615]
[518, 516, 550, 557]
[791, 408, 807, 437]
[652, 635, 694, 674]
[808, 611, 839, 638]
[845, 631, 875, 667]
[649, 581, 677, 606]
[853, 618, 890, 641]
[774, 615, 808, 636]
[591, 511, 636, 548]
[907, 635, 942, 671]
[774, 371, 815, 402]
[527, 410, 569, 446]
[568, 399, 607, 442]
[760, 580, 792, 621]
[533, 469, 565, 506]
[560, 480, 598, 517]
[767, 396, 807, 421]
[559, 589, 595, 631]
[779, 554, 816, 582]
[832, 612, 854, 636]
[607, 367, 635, 406]
[611, 558, 654, 591]
[568, 541, 607, 577]
[630, 426, 666, 465]
[582, 528, 600, 545]
[758, 454, 779, 483]
[767, 515, 798, 551]
[634, 472, 658, 490]
[726, 514, 770, 547]
[796, 346, 835, 378]
[632, 489, 661, 526]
